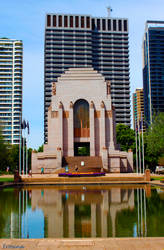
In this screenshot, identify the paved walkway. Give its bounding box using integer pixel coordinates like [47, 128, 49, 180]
[0, 238, 164, 250]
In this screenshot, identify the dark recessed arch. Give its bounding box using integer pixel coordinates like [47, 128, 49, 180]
[74, 99, 89, 129]
[74, 99, 90, 138]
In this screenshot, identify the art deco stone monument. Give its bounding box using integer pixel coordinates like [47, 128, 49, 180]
[32, 68, 133, 173]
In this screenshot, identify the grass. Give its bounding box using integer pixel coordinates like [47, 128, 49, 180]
[0, 177, 14, 183]
[151, 176, 164, 181]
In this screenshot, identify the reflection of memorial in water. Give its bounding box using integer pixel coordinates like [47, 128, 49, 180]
[31, 187, 134, 238]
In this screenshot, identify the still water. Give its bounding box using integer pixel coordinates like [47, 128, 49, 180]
[0, 185, 164, 238]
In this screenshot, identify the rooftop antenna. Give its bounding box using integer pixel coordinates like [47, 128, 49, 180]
[107, 6, 112, 17]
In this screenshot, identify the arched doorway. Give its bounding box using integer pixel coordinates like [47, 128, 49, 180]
[74, 99, 90, 156]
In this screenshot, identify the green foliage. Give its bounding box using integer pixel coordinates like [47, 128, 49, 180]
[8, 144, 19, 172]
[78, 146, 90, 156]
[0, 125, 9, 172]
[116, 124, 135, 152]
[37, 144, 43, 152]
[0, 125, 32, 173]
[146, 112, 164, 157]
[145, 112, 164, 171]
[28, 148, 32, 170]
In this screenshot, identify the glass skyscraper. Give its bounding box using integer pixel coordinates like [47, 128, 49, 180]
[143, 21, 164, 124]
[44, 13, 130, 143]
[0, 38, 23, 144]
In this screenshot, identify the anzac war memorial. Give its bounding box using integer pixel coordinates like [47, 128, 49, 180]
[32, 68, 133, 175]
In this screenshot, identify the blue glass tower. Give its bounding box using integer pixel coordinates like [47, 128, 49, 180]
[143, 21, 164, 124]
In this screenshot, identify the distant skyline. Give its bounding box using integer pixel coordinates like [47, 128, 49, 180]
[0, 0, 164, 148]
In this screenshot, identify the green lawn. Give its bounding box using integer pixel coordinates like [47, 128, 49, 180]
[151, 176, 164, 181]
[0, 177, 14, 183]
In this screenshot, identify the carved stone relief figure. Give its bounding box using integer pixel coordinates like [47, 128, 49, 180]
[90, 101, 94, 108]
[52, 82, 56, 95]
[101, 101, 105, 108]
[106, 81, 111, 95]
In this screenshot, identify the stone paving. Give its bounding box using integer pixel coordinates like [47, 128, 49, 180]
[0, 238, 164, 250]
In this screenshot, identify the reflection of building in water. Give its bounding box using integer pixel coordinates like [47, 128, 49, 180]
[31, 188, 134, 238]
[31, 189, 63, 238]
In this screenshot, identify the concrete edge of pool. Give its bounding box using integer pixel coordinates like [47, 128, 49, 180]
[1, 173, 164, 188]
[0, 237, 164, 250]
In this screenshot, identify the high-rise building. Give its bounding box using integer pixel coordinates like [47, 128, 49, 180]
[0, 38, 23, 144]
[44, 12, 130, 142]
[133, 88, 145, 130]
[143, 21, 164, 124]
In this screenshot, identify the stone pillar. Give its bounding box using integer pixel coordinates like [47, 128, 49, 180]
[90, 101, 95, 156]
[109, 110, 115, 149]
[100, 101, 108, 170]
[68, 204, 74, 238]
[100, 101, 106, 151]
[58, 102, 63, 151]
[68, 101, 74, 156]
[127, 149, 133, 172]
[91, 204, 96, 237]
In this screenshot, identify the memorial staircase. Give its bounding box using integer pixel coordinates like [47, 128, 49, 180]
[61, 156, 103, 173]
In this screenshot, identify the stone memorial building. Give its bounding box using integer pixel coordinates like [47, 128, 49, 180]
[32, 68, 133, 173]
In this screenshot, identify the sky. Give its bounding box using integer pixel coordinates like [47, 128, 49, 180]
[0, 0, 164, 149]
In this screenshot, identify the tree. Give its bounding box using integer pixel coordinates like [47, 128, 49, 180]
[0, 125, 9, 172]
[8, 144, 19, 172]
[116, 124, 135, 152]
[145, 112, 164, 171]
[146, 112, 164, 158]
[37, 144, 43, 152]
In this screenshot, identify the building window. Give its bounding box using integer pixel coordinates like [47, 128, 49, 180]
[87, 17, 90, 28]
[81, 16, 84, 28]
[64, 16, 68, 27]
[47, 15, 51, 27]
[108, 19, 111, 30]
[59, 15, 62, 27]
[92, 19, 95, 30]
[97, 19, 100, 30]
[113, 20, 116, 31]
[119, 20, 122, 31]
[124, 20, 127, 31]
[102, 19, 106, 31]
[75, 16, 79, 28]
[70, 16, 73, 27]
[53, 15, 56, 27]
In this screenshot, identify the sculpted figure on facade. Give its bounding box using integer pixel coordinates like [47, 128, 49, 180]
[70, 101, 73, 109]
[107, 81, 111, 95]
[90, 101, 94, 108]
[101, 101, 105, 108]
[59, 101, 63, 109]
[52, 82, 56, 95]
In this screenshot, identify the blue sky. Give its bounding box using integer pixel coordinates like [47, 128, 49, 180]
[0, 0, 164, 148]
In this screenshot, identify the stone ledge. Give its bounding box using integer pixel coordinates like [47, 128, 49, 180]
[0, 237, 164, 250]
[37, 154, 57, 160]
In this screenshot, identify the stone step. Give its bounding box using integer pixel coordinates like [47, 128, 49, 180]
[62, 156, 103, 173]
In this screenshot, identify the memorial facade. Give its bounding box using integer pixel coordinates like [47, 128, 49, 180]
[32, 68, 133, 173]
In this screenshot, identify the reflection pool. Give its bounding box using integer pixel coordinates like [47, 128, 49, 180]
[0, 185, 164, 238]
